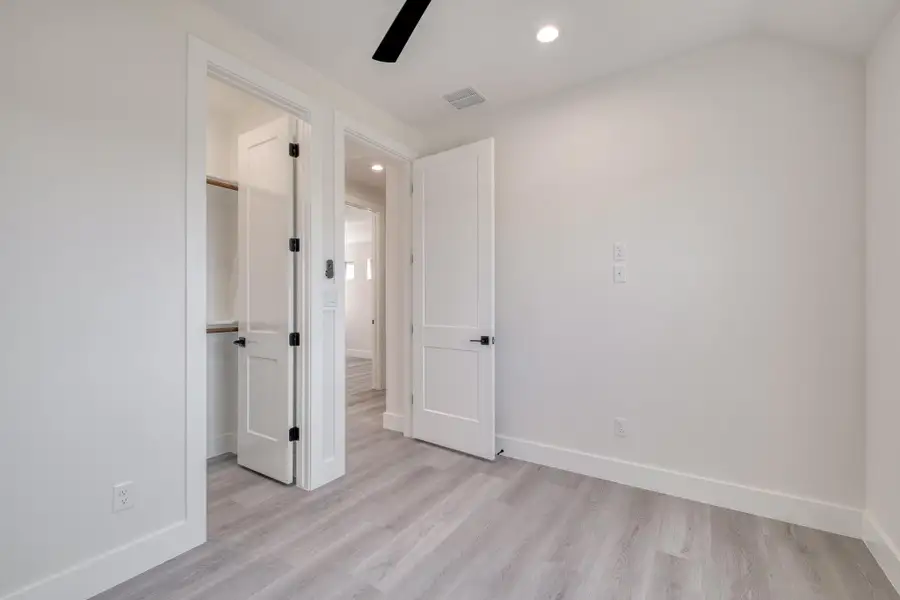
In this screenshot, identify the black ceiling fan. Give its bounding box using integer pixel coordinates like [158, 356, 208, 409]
[372, 0, 434, 63]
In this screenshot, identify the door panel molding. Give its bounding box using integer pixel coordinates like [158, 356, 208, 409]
[236, 116, 297, 484]
[412, 138, 495, 460]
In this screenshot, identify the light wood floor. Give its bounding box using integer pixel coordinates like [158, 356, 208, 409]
[346, 357, 382, 407]
[95, 359, 898, 600]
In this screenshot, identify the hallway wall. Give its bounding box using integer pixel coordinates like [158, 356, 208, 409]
[346, 240, 374, 358]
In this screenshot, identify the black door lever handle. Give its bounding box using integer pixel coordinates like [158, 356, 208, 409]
[469, 336, 491, 346]
[233, 337, 246, 347]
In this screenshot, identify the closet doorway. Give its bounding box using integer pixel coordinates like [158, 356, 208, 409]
[205, 76, 306, 484]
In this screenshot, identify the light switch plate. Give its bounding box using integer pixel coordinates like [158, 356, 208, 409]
[614, 264, 627, 283]
[323, 288, 339, 308]
[614, 243, 627, 261]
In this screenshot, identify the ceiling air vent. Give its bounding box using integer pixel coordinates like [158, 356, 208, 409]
[442, 87, 486, 110]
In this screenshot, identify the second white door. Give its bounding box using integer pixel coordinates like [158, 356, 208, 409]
[412, 138, 495, 460]
[236, 116, 298, 484]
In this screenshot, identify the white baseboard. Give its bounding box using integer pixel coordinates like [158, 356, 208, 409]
[207, 432, 235, 459]
[383, 412, 405, 432]
[864, 513, 900, 595]
[497, 434, 862, 538]
[2, 521, 203, 600]
[347, 349, 372, 360]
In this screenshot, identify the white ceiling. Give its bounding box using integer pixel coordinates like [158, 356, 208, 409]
[345, 205, 374, 244]
[201, 0, 898, 126]
[346, 136, 389, 198]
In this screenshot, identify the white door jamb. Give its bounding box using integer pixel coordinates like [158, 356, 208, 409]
[335, 113, 417, 438]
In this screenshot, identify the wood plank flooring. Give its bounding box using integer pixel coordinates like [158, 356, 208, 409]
[94, 359, 898, 600]
[346, 357, 382, 407]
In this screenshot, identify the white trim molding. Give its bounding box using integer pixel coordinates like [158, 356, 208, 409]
[1, 522, 195, 600]
[383, 412, 406, 432]
[336, 111, 417, 440]
[207, 433, 236, 459]
[497, 435, 863, 538]
[864, 513, 900, 595]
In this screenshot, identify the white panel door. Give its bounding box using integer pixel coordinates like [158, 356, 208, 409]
[236, 116, 297, 484]
[412, 138, 495, 460]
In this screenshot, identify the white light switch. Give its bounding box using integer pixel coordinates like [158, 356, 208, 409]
[614, 243, 627, 261]
[614, 264, 627, 283]
[323, 288, 339, 308]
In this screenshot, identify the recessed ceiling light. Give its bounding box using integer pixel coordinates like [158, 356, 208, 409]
[371, 163, 384, 172]
[537, 25, 559, 44]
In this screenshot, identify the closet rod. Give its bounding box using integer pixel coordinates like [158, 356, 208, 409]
[206, 176, 238, 191]
[207, 325, 239, 334]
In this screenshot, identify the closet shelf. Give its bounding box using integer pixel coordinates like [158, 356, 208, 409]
[206, 176, 238, 191]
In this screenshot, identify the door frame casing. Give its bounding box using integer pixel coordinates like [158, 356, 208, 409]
[335, 113, 417, 438]
[186, 36, 324, 546]
[344, 196, 385, 391]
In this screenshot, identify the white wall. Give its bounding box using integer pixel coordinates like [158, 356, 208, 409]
[206, 184, 238, 324]
[347, 181, 386, 207]
[206, 109, 236, 181]
[206, 184, 238, 459]
[205, 83, 286, 182]
[384, 163, 413, 427]
[865, 10, 900, 591]
[0, 1, 422, 598]
[207, 332, 238, 458]
[346, 241, 374, 358]
[426, 36, 866, 528]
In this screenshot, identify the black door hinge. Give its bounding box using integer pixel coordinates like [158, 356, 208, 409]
[289, 426, 300, 442]
[289, 238, 300, 252]
[289, 332, 300, 346]
[289, 143, 299, 158]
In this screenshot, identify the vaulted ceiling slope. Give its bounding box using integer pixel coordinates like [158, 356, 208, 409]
[201, 0, 899, 126]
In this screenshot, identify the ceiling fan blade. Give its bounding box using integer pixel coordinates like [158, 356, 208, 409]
[372, 0, 433, 63]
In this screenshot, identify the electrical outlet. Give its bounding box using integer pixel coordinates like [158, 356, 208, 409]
[112, 482, 135, 513]
[614, 418, 628, 438]
[614, 242, 627, 261]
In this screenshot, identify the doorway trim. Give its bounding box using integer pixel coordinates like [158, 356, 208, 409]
[344, 198, 386, 391]
[335, 113, 417, 439]
[186, 36, 323, 541]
